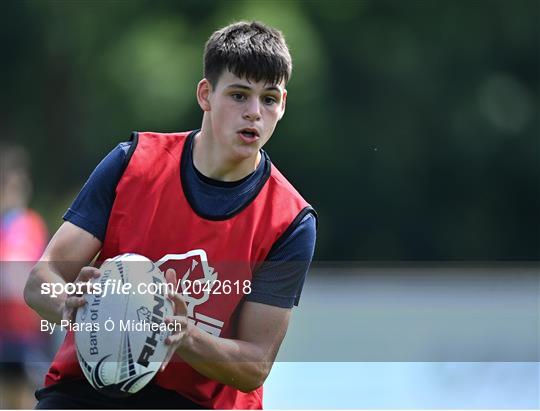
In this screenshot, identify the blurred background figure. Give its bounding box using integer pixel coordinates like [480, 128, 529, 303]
[0, 144, 49, 409]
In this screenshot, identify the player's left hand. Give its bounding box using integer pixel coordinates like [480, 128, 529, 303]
[160, 268, 188, 372]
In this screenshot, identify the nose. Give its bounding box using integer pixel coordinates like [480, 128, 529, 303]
[243, 97, 261, 122]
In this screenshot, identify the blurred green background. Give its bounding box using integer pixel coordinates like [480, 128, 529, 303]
[2, 0, 539, 261]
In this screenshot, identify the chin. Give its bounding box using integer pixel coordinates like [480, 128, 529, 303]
[231, 146, 259, 162]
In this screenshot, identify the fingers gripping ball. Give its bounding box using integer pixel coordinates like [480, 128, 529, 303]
[75, 253, 174, 397]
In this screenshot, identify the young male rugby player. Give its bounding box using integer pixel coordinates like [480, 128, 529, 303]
[25, 21, 317, 409]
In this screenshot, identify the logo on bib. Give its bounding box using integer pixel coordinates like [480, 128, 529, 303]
[157, 250, 224, 336]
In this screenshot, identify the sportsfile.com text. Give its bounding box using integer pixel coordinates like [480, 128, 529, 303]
[41, 278, 252, 299]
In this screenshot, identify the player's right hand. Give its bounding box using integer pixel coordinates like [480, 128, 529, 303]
[62, 266, 101, 323]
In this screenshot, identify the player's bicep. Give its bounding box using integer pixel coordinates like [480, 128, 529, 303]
[237, 301, 291, 362]
[247, 213, 317, 308]
[40, 221, 102, 283]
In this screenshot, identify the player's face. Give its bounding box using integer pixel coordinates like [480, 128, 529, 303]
[200, 70, 287, 162]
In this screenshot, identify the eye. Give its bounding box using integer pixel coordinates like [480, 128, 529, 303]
[231, 93, 246, 102]
[263, 95, 278, 105]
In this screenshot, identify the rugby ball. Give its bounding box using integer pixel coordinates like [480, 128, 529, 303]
[75, 253, 174, 397]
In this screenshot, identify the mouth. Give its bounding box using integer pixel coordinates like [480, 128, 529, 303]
[237, 128, 260, 143]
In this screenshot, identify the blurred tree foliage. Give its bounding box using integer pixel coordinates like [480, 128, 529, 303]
[1, 0, 538, 260]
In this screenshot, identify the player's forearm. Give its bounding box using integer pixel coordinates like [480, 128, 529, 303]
[24, 261, 67, 324]
[177, 325, 272, 392]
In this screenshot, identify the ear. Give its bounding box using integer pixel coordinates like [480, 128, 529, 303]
[196, 78, 212, 112]
[277, 89, 287, 121]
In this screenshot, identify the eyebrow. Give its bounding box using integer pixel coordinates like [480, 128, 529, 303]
[226, 83, 282, 93]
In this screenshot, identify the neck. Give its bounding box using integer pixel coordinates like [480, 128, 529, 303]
[192, 125, 261, 182]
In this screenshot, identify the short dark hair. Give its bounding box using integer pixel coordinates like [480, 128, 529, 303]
[203, 21, 292, 87]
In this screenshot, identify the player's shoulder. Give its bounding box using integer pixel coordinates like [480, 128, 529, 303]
[129, 130, 194, 160]
[117, 141, 132, 156]
[267, 158, 310, 204]
[100, 140, 133, 173]
[134, 130, 193, 145]
[135, 130, 191, 138]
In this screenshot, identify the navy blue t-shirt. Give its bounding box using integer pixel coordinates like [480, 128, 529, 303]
[64, 136, 316, 308]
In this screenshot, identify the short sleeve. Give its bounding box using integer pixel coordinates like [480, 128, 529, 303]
[63, 142, 131, 241]
[246, 212, 317, 308]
